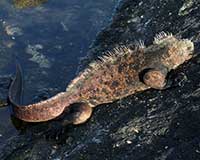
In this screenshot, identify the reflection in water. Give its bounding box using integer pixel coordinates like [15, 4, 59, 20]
[13, 0, 47, 9]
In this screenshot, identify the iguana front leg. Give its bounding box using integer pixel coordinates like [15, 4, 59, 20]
[142, 67, 168, 90]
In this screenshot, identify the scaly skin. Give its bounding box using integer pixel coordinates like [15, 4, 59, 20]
[8, 32, 194, 124]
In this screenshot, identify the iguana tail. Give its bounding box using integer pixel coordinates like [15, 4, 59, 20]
[8, 63, 79, 122]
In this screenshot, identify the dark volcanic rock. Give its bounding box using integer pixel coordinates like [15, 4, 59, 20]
[1, 0, 200, 160]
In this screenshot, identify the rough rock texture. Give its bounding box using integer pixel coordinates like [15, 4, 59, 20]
[0, 0, 200, 159]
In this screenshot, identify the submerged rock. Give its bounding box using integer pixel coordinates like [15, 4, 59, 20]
[26, 44, 51, 68]
[4, 24, 23, 36]
[13, 0, 47, 9]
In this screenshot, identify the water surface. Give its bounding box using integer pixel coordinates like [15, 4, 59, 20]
[0, 0, 118, 145]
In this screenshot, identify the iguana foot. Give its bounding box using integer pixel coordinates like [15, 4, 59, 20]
[61, 102, 93, 126]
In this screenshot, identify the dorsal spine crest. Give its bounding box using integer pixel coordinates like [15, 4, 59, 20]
[153, 31, 173, 44]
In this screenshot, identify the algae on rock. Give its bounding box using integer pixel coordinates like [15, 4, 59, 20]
[13, 0, 47, 9]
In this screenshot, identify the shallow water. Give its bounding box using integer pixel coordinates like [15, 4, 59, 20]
[0, 0, 118, 145]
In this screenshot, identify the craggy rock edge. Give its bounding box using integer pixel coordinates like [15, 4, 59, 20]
[0, 0, 200, 159]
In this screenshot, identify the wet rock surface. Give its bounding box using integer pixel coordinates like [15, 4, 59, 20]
[1, 0, 200, 159]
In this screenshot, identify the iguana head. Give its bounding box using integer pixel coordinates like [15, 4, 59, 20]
[153, 32, 194, 69]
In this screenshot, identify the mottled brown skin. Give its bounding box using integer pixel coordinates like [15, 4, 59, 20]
[8, 32, 194, 125]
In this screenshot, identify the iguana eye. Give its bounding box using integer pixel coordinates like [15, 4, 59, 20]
[138, 68, 153, 83]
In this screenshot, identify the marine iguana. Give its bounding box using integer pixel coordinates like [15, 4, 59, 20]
[8, 32, 194, 125]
